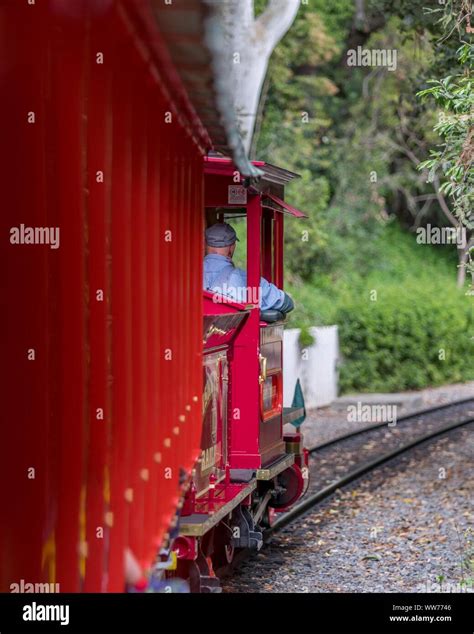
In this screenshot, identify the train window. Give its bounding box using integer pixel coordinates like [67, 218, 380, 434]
[204, 208, 247, 271]
[261, 210, 274, 284]
[203, 205, 284, 303]
[227, 216, 247, 271]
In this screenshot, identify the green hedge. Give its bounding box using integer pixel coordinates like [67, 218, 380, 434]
[336, 282, 474, 393]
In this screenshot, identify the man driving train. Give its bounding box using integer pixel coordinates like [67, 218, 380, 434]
[203, 222, 294, 313]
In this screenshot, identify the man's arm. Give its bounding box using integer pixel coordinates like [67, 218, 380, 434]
[278, 292, 294, 314]
[260, 277, 294, 313]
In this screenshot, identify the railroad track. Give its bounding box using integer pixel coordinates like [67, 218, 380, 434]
[271, 411, 474, 534]
[218, 398, 474, 582]
[307, 396, 474, 453]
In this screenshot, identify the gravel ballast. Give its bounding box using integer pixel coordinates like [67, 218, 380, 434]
[223, 423, 474, 593]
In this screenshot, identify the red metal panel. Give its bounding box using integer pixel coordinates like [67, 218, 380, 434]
[204, 156, 265, 175]
[161, 114, 176, 540]
[264, 192, 308, 218]
[129, 43, 148, 566]
[226, 195, 262, 469]
[42, 10, 62, 591]
[190, 152, 205, 471]
[204, 174, 250, 209]
[145, 87, 161, 564]
[1, 0, 206, 593]
[156, 104, 172, 545]
[247, 195, 262, 302]
[0, 0, 49, 590]
[168, 142, 179, 530]
[83, 11, 115, 592]
[48, 11, 88, 593]
[108, 12, 134, 590]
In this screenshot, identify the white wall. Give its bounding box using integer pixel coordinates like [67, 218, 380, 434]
[283, 326, 339, 409]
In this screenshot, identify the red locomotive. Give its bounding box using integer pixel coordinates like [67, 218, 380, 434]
[1, 0, 308, 594]
[169, 158, 309, 591]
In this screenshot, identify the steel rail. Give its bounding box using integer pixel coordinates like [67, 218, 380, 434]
[307, 397, 474, 454]
[268, 415, 474, 536]
[217, 401, 474, 580]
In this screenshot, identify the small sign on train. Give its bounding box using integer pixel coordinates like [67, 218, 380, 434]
[228, 185, 247, 204]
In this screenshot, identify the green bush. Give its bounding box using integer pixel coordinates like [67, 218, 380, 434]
[336, 282, 474, 392]
[285, 223, 474, 393]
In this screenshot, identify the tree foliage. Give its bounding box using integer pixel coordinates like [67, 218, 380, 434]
[255, 0, 473, 287]
[418, 29, 473, 289]
[252, 0, 473, 391]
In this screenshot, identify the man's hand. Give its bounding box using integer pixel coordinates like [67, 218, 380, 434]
[279, 292, 294, 314]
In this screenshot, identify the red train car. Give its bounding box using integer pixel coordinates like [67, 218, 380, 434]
[1, 0, 208, 592]
[1, 0, 308, 594]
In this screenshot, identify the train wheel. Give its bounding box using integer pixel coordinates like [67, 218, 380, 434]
[260, 505, 276, 529]
[269, 463, 304, 510]
[212, 521, 235, 568]
[174, 552, 221, 593]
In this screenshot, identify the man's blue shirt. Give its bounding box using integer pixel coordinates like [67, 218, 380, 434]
[203, 254, 285, 310]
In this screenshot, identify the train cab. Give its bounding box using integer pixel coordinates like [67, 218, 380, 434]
[173, 157, 309, 591]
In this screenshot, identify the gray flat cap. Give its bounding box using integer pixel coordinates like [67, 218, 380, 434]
[205, 222, 239, 247]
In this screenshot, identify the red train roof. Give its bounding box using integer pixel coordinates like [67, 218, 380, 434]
[204, 157, 307, 218]
[204, 156, 300, 184]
